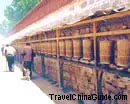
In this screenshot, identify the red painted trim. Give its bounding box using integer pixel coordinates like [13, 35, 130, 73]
[10, 0, 73, 34]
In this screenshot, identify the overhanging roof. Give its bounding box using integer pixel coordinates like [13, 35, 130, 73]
[10, 0, 73, 34]
[7, 0, 130, 43]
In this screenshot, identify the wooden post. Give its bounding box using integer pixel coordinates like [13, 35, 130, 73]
[93, 22, 98, 64]
[93, 22, 99, 104]
[56, 28, 61, 88]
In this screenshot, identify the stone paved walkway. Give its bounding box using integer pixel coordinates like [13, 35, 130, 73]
[0, 53, 55, 104]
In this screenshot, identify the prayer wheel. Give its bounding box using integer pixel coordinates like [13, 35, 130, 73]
[99, 40, 113, 64]
[34, 43, 38, 53]
[37, 42, 41, 53]
[43, 42, 46, 54]
[35, 43, 37, 53]
[65, 39, 73, 58]
[82, 39, 93, 61]
[44, 42, 48, 54]
[51, 41, 57, 55]
[36, 43, 39, 53]
[41, 42, 44, 53]
[47, 42, 52, 55]
[117, 39, 130, 67]
[40, 43, 43, 53]
[59, 40, 65, 57]
[72, 39, 82, 60]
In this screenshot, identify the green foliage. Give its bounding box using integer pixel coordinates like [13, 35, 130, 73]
[5, 0, 40, 23]
[0, 20, 14, 35]
[0, 0, 40, 35]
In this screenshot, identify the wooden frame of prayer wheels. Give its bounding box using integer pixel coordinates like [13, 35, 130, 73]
[99, 40, 113, 64]
[13, 10, 130, 103]
[117, 39, 130, 67]
[65, 39, 73, 58]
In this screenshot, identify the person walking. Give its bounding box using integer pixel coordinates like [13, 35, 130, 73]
[4, 44, 16, 72]
[21, 42, 35, 80]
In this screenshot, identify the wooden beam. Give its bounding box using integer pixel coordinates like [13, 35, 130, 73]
[59, 33, 93, 40]
[31, 38, 57, 43]
[19, 29, 130, 43]
[96, 29, 130, 37]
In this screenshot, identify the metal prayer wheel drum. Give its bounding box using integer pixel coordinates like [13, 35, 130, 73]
[82, 39, 93, 61]
[42, 42, 46, 54]
[34, 43, 37, 53]
[44, 42, 48, 54]
[47, 42, 52, 55]
[117, 39, 130, 67]
[51, 41, 57, 55]
[36, 43, 39, 53]
[65, 39, 73, 58]
[99, 40, 113, 64]
[73, 39, 82, 60]
[37, 43, 41, 53]
[41, 42, 44, 53]
[35, 43, 38, 53]
[59, 40, 65, 57]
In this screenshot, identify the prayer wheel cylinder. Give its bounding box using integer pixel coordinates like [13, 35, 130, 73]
[41, 42, 44, 53]
[38, 43, 41, 53]
[32, 44, 35, 53]
[59, 40, 65, 57]
[44, 42, 47, 54]
[82, 39, 93, 61]
[43, 42, 46, 54]
[73, 39, 82, 59]
[99, 40, 113, 64]
[37, 43, 40, 53]
[35, 43, 38, 53]
[34, 43, 38, 53]
[44, 42, 48, 54]
[65, 39, 73, 58]
[47, 42, 52, 55]
[117, 39, 130, 67]
[51, 41, 57, 55]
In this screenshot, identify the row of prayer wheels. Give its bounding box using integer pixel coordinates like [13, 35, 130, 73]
[31, 38, 130, 68]
[59, 39, 94, 61]
[32, 41, 57, 55]
[99, 39, 130, 67]
[59, 38, 130, 67]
